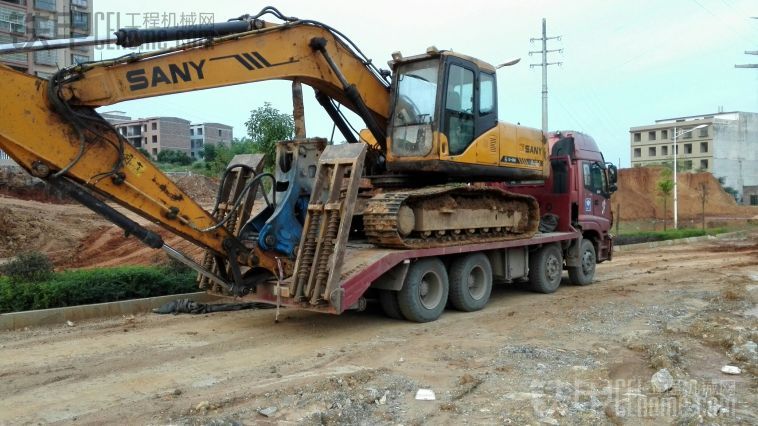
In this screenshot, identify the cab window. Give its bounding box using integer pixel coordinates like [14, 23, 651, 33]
[583, 162, 607, 196]
[445, 65, 475, 155]
[480, 73, 495, 115]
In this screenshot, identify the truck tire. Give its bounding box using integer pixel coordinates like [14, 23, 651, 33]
[528, 244, 563, 294]
[568, 239, 596, 286]
[397, 257, 449, 322]
[378, 290, 403, 320]
[448, 253, 493, 312]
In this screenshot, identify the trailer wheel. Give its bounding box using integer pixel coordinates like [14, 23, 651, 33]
[528, 244, 563, 294]
[448, 253, 493, 312]
[568, 239, 596, 286]
[397, 258, 449, 322]
[378, 290, 403, 320]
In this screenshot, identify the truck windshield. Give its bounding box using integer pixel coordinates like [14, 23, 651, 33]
[393, 59, 438, 126]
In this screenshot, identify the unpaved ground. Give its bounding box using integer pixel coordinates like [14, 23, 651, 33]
[0, 232, 756, 425]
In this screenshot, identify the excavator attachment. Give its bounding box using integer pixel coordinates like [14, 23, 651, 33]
[198, 154, 265, 293]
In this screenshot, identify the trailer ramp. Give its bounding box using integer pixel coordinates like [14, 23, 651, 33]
[291, 143, 367, 311]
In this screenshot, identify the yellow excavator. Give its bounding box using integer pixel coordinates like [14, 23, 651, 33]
[0, 7, 554, 314]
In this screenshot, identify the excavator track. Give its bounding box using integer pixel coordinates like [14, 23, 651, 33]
[363, 186, 540, 249]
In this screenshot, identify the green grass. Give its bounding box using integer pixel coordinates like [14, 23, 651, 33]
[0, 266, 198, 314]
[615, 227, 730, 245]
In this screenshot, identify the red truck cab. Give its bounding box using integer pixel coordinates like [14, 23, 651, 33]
[496, 130, 617, 262]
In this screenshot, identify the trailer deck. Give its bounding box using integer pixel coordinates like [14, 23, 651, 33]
[244, 231, 580, 313]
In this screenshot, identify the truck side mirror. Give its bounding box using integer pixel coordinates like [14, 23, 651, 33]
[607, 163, 618, 185]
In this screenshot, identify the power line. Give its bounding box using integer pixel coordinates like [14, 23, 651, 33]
[529, 18, 562, 134]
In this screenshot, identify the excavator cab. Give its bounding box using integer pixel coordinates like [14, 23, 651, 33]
[385, 50, 549, 182]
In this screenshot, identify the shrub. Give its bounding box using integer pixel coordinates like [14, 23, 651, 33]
[0, 266, 198, 313]
[0, 251, 54, 282]
[157, 149, 193, 165]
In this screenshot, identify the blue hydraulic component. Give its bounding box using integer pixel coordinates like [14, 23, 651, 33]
[255, 175, 307, 258]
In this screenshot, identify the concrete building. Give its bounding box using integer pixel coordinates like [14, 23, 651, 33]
[630, 111, 758, 205]
[0, 0, 94, 78]
[189, 123, 234, 159]
[113, 117, 192, 159]
[0, 0, 94, 163]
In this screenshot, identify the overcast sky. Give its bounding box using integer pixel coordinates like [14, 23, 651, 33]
[92, 0, 758, 168]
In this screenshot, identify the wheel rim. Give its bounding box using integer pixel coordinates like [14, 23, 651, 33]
[418, 271, 443, 310]
[581, 248, 596, 275]
[467, 265, 487, 300]
[545, 254, 561, 283]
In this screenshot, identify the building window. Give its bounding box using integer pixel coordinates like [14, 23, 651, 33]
[648, 131, 656, 141]
[634, 148, 641, 158]
[71, 54, 89, 64]
[198, 128, 203, 135]
[648, 147, 656, 157]
[152, 148, 158, 156]
[698, 127, 708, 137]
[700, 159, 708, 170]
[71, 0, 88, 8]
[700, 142, 708, 153]
[152, 135, 157, 143]
[34, 17, 55, 38]
[0, 7, 26, 34]
[71, 11, 89, 32]
[34, 0, 56, 12]
[34, 50, 56, 66]
[0, 34, 26, 63]
[682, 129, 692, 139]
[661, 130, 668, 139]
[633, 133, 641, 142]
[661, 146, 668, 156]
[684, 144, 692, 154]
[190, 129, 194, 136]
[218, 129, 222, 137]
[151, 122, 157, 130]
[751, 195, 758, 206]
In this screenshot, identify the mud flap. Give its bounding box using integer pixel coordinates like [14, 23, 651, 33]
[565, 236, 582, 268]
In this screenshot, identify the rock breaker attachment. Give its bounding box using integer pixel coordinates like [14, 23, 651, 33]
[198, 154, 265, 292]
[291, 143, 367, 311]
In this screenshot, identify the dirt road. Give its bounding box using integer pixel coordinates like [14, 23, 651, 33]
[1, 232, 756, 425]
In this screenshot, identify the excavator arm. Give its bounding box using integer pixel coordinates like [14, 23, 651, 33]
[0, 11, 393, 291]
[58, 21, 390, 134]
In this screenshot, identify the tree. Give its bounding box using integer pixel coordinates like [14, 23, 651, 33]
[201, 144, 217, 162]
[245, 102, 294, 169]
[136, 147, 151, 159]
[657, 169, 674, 231]
[696, 182, 709, 231]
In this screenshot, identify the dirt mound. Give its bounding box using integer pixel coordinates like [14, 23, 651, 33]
[172, 175, 220, 205]
[0, 166, 71, 204]
[611, 167, 753, 221]
[0, 197, 109, 263]
[0, 195, 205, 270]
[62, 225, 204, 269]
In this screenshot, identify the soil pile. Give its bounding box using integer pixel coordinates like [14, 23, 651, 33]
[0, 198, 108, 263]
[172, 175, 220, 205]
[611, 167, 754, 220]
[0, 166, 70, 203]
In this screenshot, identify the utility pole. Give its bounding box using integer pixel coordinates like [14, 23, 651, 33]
[530, 18, 562, 135]
[735, 17, 757, 69]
